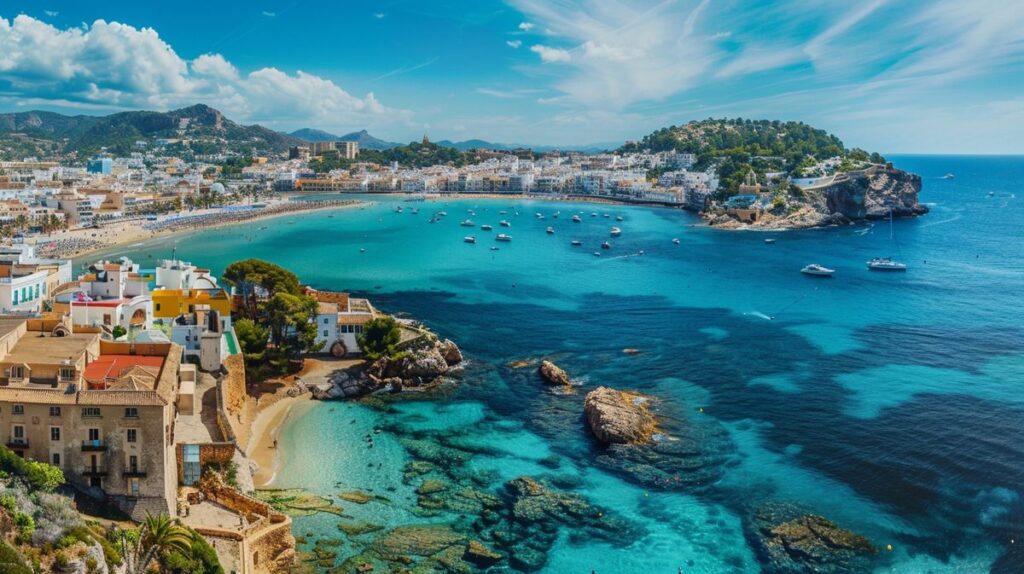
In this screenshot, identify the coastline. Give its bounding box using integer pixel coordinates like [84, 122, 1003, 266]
[41, 199, 366, 262]
[247, 393, 312, 488]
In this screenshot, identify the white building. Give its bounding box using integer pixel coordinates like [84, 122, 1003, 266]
[155, 259, 219, 291]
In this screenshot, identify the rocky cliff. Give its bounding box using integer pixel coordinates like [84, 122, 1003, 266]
[707, 165, 927, 230]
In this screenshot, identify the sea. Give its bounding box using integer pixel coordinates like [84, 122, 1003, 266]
[93, 155, 1024, 573]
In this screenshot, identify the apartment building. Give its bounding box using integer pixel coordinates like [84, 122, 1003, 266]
[0, 316, 180, 519]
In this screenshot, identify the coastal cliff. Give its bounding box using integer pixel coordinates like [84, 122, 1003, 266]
[706, 165, 927, 230]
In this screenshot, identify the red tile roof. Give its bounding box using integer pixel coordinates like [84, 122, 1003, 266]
[84, 355, 164, 382]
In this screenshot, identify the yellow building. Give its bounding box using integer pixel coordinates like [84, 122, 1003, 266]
[152, 288, 231, 319]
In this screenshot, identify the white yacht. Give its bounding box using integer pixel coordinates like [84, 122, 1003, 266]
[481, 224, 493, 231]
[464, 236, 476, 244]
[460, 219, 475, 227]
[610, 227, 622, 237]
[571, 240, 582, 246]
[546, 227, 555, 234]
[572, 215, 582, 223]
[867, 257, 907, 271]
[496, 234, 512, 242]
[500, 220, 511, 227]
[601, 241, 611, 250]
[672, 238, 681, 245]
[764, 238, 776, 244]
[616, 216, 624, 222]
[801, 264, 835, 277]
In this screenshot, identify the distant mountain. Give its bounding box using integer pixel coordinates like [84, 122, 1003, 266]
[0, 104, 301, 158]
[434, 139, 614, 153]
[288, 128, 400, 150]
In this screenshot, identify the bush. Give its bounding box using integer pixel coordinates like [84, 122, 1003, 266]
[161, 531, 223, 574]
[0, 540, 29, 574]
[0, 447, 64, 491]
[358, 316, 401, 360]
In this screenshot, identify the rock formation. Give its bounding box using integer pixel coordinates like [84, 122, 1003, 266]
[538, 360, 571, 387]
[584, 386, 658, 445]
[748, 503, 877, 574]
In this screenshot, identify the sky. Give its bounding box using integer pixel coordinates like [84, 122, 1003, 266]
[0, 1, 1023, 153]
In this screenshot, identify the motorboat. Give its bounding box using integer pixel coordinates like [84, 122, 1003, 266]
[499, 210, 508, 215]
[603, 213, 611, 218]
[601, 241, 611, 249]
[801, 264, 835, 277]
[490, 246, 499, 251]
[942, 173, 955, 179]
[394, 206, 404, 213]
[460, 219, 475, 227]
[500, 220, 511, 227]
[610, 227, 622, 237]
[464, 236, 476, 244]
[593, 251, 601, 257]
[437, 211, 448, 217]
[496, 234, 512, 242]
[764, 238, 776, 244]
[867, 257, 907, 271]
[546, 227, 555, 234]
[616, 216, 624, 222]
[571, 240, 582, 246]
[591, 212, 598, 217]
[672, 238, 681, 244]
[481, 224, 493, 231]
[572, 215, 582, 223]
[535, 212, 544, 218]
[553, 212, 560, 218]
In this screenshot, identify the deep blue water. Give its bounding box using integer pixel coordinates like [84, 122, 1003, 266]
[96, 155, 1024, 572]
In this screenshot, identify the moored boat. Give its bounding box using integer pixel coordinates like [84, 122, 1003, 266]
[571, 240, 582, 246]
[464, 236, 476, 244]
[610, 227, 622, 237]
[496, 233, 512, 242]
[867, 257, 907, 271]
[801, 263, 835, 277]
[546, 227, 555, 234]
[500, 220, 511, 227]
[601, 241, 611, 249]
[460, 219, 475, 227]
[764, 238, 776, 244]
[672, 238, 681, 244]
[572, 215, 582, 223]
[481, 224, 493, 231]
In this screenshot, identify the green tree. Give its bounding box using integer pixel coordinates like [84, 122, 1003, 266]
[233, 318, 269, 357]
[264, 292, 322, 358]
[161, 531, 224, 574]
[222, 259, 302, 320]
[122, 514, 193, 574]
[358, 316, 401, 360]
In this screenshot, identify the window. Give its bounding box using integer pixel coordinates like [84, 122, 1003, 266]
[10, 367, 24, 380]
[51, 453, 60, 466]
[82, 407, 101, 418]
[12, 425, 24, 440]
[88, 428, 100, 442]
[129, 454, 138, 469]
[59, 367, 75, 381]
[323, 318, 329, 324]
[129, 478, 140, 494]
[12, 405, 23, 415]
[124, 407, 138, 418]
[126, 429, 137, 443]
[50, 427, 60, 441]
[49, 406, 61, 417]
[323, 330, 329, 337]
[155, 303, 161, 312]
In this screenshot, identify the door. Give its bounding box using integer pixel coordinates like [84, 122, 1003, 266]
[183, 444, 200, 485]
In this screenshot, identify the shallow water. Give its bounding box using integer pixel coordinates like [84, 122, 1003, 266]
[98, 155, 1024, 572]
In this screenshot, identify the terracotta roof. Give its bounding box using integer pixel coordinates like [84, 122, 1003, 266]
[78, 390, 165, 406]
[0, 387, 79, 405]
[318, 302, 338, 315]
[84, 355, 165, 383]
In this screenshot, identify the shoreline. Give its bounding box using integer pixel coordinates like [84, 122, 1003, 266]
[247, 393, 312, 488]
[43, 199, 366, 262]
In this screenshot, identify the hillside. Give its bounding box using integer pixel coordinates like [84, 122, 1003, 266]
[623, 118, 888, 195]
[0, 104, 301, 159]
[310, 140, 470, 172]
[289, 128, 399, 150]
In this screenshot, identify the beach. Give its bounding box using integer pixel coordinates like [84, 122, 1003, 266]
[248, 394, 311, 487]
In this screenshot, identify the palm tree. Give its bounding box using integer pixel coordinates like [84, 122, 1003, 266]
[122, 513, 193, 574]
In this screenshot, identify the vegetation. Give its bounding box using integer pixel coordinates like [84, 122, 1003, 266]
[621, 118, 888, 196]
[161, 531, 224, 574]
[223, 259, 322, 379]
[310, 140, 470, 172]
[0, 446, 64, 492]
[358, 316, 402, 361]
[119, 514, 194, 574]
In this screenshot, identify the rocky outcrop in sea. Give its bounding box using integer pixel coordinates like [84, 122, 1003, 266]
[584, 386, 658, 445]
[745, 502, 878, 574]
[538, 360, 572, 388]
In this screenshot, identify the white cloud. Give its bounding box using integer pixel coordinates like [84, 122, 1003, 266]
[261, 11, 276, 17]
[43, 10, 58, 17]
[506, 40, 522, 49]
[374, 12, 386, 19]
[530, 44, 571, 63]
[0, 15, 407, 130]
[518, 22, 534, 31]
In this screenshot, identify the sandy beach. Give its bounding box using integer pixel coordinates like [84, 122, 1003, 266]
[247, 394, 311, 487]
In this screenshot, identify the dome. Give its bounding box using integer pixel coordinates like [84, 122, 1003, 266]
[210, 182, 226, 194]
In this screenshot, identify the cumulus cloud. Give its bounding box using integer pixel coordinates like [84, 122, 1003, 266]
[518, 22, 534, 31]
[261, 11, 276, 17]
[530, 44, 571, 63]
[506, 40, 522, 49]
[0, 14, 407, 129]
[43, 10, 58, 17]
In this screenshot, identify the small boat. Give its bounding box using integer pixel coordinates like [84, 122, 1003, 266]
[941, 173, 955, 180]
[258, 226, 268, 230]
[481, 224, 493, 231]
[546, 227, 555, 234]
[601, 241, 611, 250]
[867, 257, 907, 271]
[553, 212, 560, 218]
[428, 217, 438, 224]
[593, 251, 602, 257]
[460, 220, 475, 227]
[571, 240, 582, 246]
[610, 227, 622, 237]
[801, 264, 834, 277]
[603, 213, 611, 218]
[764, 238, 776, 244]
[411, 208, 419, 214]
[535, 212, 544, 218]
[572, 215, 582, 223]
[491, 246, 500, 251]
[616, 216, 624, 222]
[591, 212, 598, 217]
[394, 206, 404, 213]
[327, 214, 335, 218]
[464, 236, 476, 244]
[360, 248, 366, 253]
[437, 211, 448, 217]
[468, 210, 476, 215]
[500, 220, 511, 227]
[499, 210, 508, 215]
[638, 250, 645, 255]
[672, 238, 681, 245]
[496, 234, 512, 242]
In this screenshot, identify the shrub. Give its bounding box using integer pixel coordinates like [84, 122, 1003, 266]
[358, 316, 402, 360]
[0, 447, 64, 491]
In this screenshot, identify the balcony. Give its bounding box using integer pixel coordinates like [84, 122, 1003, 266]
[5, 439, 28, 449]
[123, 467, 148, 478]
[81, 440, 107, 452]
[81, 466, 108, 477]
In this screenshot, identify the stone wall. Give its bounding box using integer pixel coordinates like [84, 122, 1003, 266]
[220, 353, 251, 450]
[175, 443, 236, 483]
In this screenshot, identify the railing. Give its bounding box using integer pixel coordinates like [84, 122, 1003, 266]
[6, 439, 28, 449]
[81, 466, 108, 477]
[81, 440, 107, 451]
[123, 467, 148, 477]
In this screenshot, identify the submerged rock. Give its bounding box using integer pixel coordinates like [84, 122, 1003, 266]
[538, 360, 571, 387]
[584, 386, 658, 445]
[748, 503, 877, 574]
[464, 540, 502, 566]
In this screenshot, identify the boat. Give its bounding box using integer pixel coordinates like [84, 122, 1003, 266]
[572, 215, 582, 223]
[546, 227, 555, 234]
[941, 173, 955, 179]
[496, 234, 512, 242]
[553, 212, 560, 218]
[500, 220, 511, 227]
[499, 210, 508, 215]
[610, 227, 622, 237]
[359, 248, 366, 253]
[481, 224, 493, 231]
[601, 241, 611, 249]
[535, 212, 544, 218]
[593, 251, 601, 257]
[394, 206, 404, 213]
[867, 257, 907, 271]
[437, 211, 448, 217]
[868, 208, 908, 271]
[616, 216, 624, 222]
[591, 212, 598, 217]
[571, 240, 582, 246]
[490, 246, 499, 251]
[801, 264, 834, 277]
[410, 208, 419, 214]
[464, 236, 476, 244]
[603, 213, 611, 218]
[460, 219, 475, 227]
[764, 238, 776, 244]
[672, 238, 681, 244]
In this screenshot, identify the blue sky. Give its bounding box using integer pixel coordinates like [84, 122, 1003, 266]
[1, 1, 1023, 153]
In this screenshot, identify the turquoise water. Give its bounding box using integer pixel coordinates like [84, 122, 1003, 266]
[95, 156, 1024, 572]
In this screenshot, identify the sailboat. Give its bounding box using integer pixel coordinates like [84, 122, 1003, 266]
[868, 208, 907, 271]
